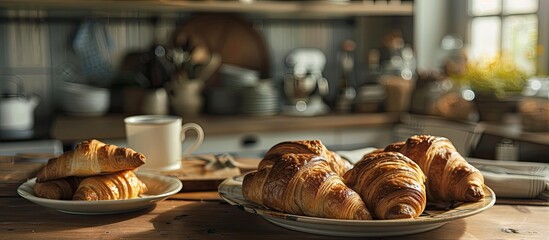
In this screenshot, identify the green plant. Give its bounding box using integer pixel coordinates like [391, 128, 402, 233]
[450, 55, 530, 98]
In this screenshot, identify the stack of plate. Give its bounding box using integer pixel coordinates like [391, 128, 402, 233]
[220, 64, 259, 90]
[241, 81, 279, 116]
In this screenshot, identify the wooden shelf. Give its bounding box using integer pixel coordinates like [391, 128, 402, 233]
[0, 0, 414, 18]
[50, 113, 401, 143]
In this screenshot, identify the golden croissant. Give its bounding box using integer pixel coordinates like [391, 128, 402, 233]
[243, 153, 372, 220]
[73, 170, 148, 201]
[343, 151, 427, 220]
[385, 135, 485, 202]
[259, 140, 352, 176]
[33, 177, 83, 200]
[36, 139, 146, 182]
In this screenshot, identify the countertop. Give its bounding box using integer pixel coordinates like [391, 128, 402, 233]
[2, 191, 548, 239]
[47, 112, 549, 157]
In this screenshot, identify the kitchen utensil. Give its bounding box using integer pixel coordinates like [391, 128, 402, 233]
[335, 40, 357, 113]
[165, 53, 221, 117]
[0, 75, 40, 131]
[125, 115, 204, 172]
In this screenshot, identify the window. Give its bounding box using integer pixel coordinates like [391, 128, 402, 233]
[469, 0, 538, 75]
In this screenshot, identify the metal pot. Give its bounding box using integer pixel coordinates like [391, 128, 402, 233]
[0, 77, 40, 131]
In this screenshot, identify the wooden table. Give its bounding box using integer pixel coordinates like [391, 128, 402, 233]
[2, 192, 548, 239]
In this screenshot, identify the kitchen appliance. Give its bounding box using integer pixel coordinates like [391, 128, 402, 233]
[282, 48, 329, 116]
[0, 75, 40, 138]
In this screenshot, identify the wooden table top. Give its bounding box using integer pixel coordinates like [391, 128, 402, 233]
[2, 192, 548, 240]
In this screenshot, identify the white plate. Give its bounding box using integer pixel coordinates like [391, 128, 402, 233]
[17, 171, 182, 215]
[218, 175, 496, 237]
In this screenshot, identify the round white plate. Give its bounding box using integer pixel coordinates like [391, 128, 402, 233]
[18, 171, 182, 215]
[218, 175, 496, 237]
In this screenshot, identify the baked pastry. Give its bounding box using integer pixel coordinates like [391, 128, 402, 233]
[73, 170, 148, 201]
[36, 139, 146, 182]
[33, 176, 83, 200]
[384, 135, 485, 202]
[343, 151, 427, 219]
[243, 153, 372, 220]
[258, 140, 352, 176]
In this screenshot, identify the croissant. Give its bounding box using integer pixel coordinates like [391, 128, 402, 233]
[36, 139, 146, 182]
[33, 176, 83, 200]
[73, 170, 148, 201]
[385, 135, 485, 202]
[243, 153, 372, 220]
[343, 151, 427, 220]
[258, 140, 352, 176]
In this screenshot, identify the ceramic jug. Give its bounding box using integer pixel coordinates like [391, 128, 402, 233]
[140, 88, 169, 115]
[0, 76, 40, 131]
[166, 77, 204, 117]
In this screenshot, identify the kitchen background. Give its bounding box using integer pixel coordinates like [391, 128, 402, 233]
[0, 1, 415, 133]
[1, 0, 548, 161]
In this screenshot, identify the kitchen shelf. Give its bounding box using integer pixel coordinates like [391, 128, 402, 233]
[50, 113, 401, 144]
[0, 0, 414, 19]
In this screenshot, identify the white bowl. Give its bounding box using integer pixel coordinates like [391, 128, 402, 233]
[61, 83, 110, 116]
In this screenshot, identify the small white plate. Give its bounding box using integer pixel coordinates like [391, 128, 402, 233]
[17, 171, 182, 215]
[218, 175, 496, 237]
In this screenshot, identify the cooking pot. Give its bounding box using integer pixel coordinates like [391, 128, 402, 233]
[0, 77, 40, 131]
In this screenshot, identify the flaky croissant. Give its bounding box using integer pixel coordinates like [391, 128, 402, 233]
[73, 170, 148, 201]
[36, 139, 146, 182]
[385, 135, 485, 202]
[33, 176, 83, 200]
[258, 140, 352, 176]
[343, 151, 427, 220]
[243, 153, 372, 220]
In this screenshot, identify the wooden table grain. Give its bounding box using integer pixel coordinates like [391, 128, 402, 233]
[2, 192, 548, 240]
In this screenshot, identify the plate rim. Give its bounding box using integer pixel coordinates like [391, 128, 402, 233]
[17, 171, 183, 214]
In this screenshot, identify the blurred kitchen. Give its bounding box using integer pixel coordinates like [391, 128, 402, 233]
[0, 0, 548, 163]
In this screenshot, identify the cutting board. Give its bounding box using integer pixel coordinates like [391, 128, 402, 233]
[161, 156, 259, 192]
[171, 14, 270, 89]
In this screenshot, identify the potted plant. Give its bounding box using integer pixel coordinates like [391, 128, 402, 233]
[449, 55, 531, 122]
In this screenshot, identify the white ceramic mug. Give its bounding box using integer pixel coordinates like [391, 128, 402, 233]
[124, 115, 204, 171]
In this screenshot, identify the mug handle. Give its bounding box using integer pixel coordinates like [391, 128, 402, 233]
[181, 123, 204, 157]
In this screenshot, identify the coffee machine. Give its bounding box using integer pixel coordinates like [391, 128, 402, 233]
[282, 48, 330, 116]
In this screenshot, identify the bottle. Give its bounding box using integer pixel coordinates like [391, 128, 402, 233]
[335, 40, 357, 113]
